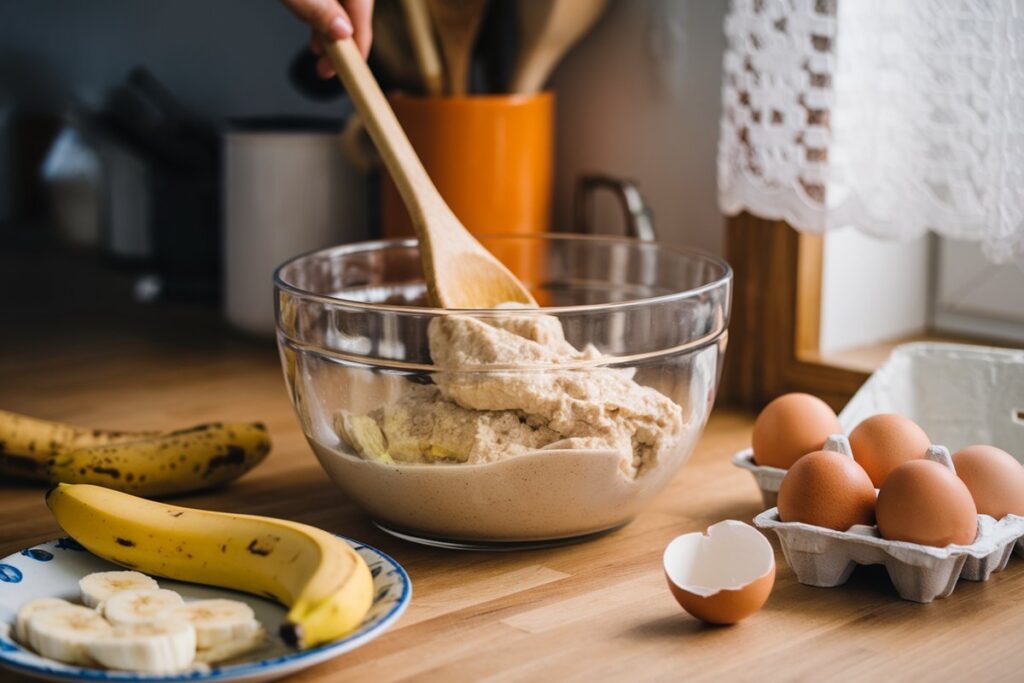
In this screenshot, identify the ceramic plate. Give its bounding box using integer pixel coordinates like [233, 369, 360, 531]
[0, 537, 410, 682]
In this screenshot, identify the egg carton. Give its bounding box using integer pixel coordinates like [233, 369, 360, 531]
[751, 436, 1024, 601]
[731, 449, 782, 508]
[733, 342, 1024, 507]
[755, 508, 1024, 603]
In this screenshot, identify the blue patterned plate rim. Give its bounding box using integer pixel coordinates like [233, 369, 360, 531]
[0, 536, 411, 682]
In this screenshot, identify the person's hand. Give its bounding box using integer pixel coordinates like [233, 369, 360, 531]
[281, 0, 374, 77]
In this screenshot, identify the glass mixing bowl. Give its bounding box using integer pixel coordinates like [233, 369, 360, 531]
[274, 234, 731, 549]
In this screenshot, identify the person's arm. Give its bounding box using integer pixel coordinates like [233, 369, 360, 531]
[281, 0, 374, 77]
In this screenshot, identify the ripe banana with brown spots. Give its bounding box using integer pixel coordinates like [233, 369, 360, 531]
[0, 411, 160, 480]
[48, 484, 374, 650]
[0, 410, 271, 496]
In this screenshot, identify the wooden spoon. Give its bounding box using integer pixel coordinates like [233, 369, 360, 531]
[322, 38, 537, 309]
[510, 0, 608, 94]
[399, 0, 444, 96]
[426, 0, 488, 96]
[371, 0, 425, 92]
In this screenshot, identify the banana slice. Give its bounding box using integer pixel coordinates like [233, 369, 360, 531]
[15, 598, 71, 645]
[86, 619, 196, 673]
[171, 599, 261, 649]
[335, 410, 394, 463]
[26, 604, 112, 666]
[80, 571, 159, 609]
[193, 625, 266, 664]
[102, 588, 184, 626]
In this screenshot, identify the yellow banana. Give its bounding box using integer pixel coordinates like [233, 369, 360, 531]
[46, 484, 373, 650]
[0, 410, 159, 481]
[0, 410, 270, 496]
[48, 422, 271, 496]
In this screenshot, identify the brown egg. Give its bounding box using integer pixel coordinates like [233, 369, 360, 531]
[752, 393, 842, 469]
[876, 459, 978, 546]
[849, 414, 931, 487]
[777, 450, 876, 530]
[952, 445, 1024, 519]
[663, 520, 775, 625]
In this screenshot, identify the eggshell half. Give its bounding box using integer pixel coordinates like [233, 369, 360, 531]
[663, 520, 775, 625]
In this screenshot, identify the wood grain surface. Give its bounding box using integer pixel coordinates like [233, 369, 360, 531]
[2, 254, 1023, 682]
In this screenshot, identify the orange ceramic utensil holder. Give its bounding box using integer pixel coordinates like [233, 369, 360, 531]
[382, 92, 553, 287]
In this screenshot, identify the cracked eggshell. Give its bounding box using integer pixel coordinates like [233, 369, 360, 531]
[663, 520, 775, 625]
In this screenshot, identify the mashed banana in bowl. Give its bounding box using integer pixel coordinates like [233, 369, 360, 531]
[335, 306, 684, 478]
[310, 306, 697, 545]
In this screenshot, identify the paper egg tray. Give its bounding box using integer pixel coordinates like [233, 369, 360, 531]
[732, 448, 782, 508]
[755, 508, 1024, 603]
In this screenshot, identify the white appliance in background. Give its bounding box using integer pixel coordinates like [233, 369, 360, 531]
[40, 128, 103, 249]
[224, 120, 369, 336]
[70, 113, 156, 262]
[101, 142, 152, 260]
[932, 238, 1024, 345]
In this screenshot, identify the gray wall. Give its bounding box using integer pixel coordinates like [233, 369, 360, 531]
[0, 0, 339, 118]
[551, 0, 726, 253]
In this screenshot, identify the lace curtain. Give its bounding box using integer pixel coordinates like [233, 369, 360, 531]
[718, 0, 1024, 262]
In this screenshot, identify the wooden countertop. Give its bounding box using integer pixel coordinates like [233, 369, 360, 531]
[2, 266, 1023, 680]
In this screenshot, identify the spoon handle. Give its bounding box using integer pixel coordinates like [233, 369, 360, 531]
[322, 38, 448, 227]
